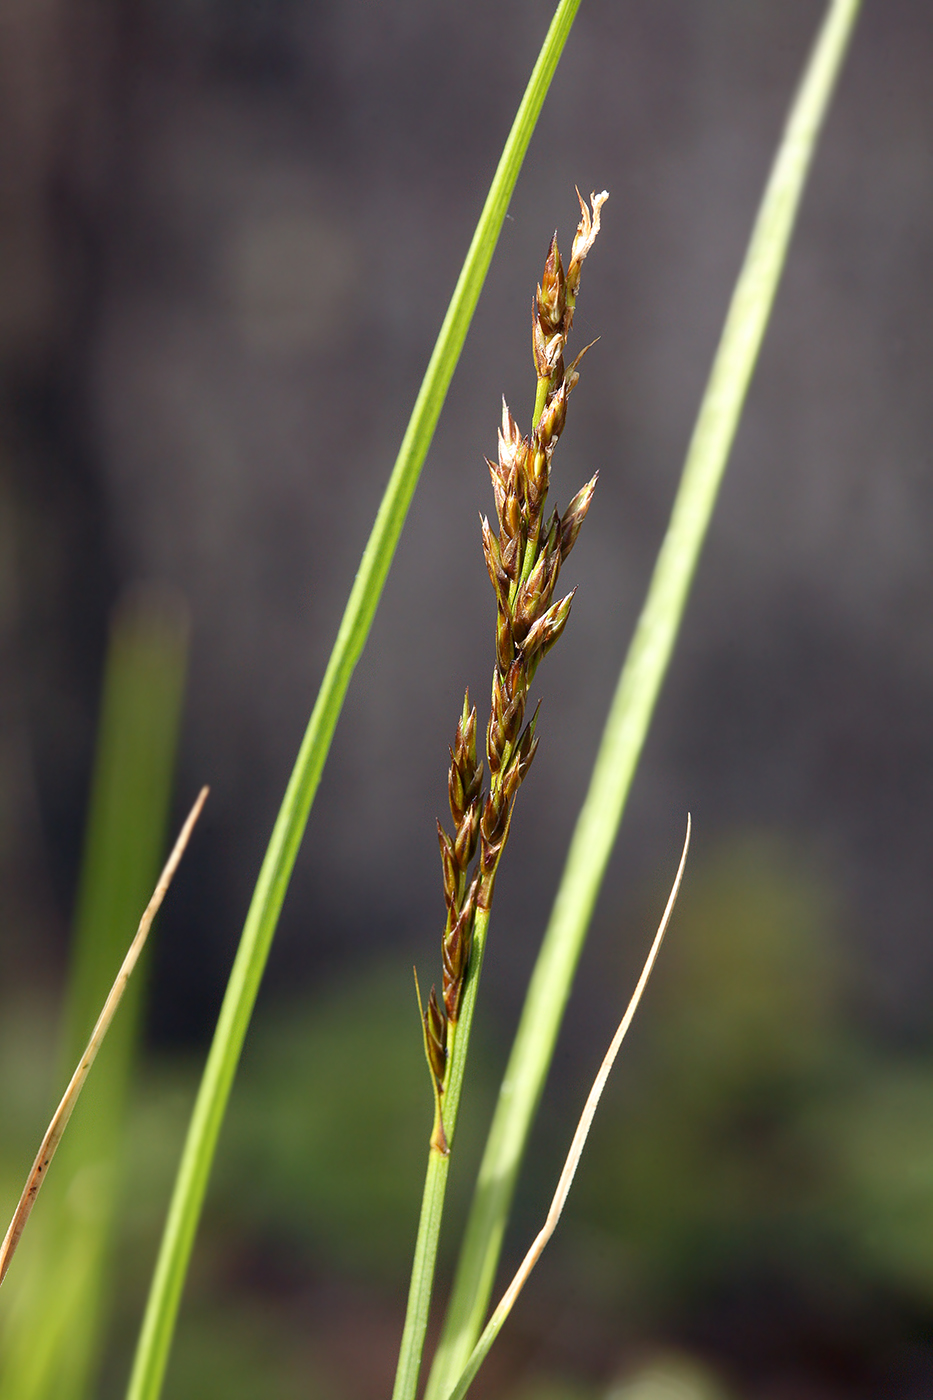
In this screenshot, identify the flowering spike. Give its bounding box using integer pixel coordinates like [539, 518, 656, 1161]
[425, 194, 605, 1125]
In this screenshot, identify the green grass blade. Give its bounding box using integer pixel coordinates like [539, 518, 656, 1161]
[426, 3, 863, 1395]
[0, 588, 187, 1400]
[125, 5, 581, 1398]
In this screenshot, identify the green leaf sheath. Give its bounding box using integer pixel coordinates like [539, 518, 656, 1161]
[125, 4, 580, 1400]
[426, 3, 863, 1396]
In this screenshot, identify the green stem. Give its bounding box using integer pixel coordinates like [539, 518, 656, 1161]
[426, 3, 863, 1396]
[124, 3, 581, 1397]
[531, 375, 549, 430]
[392, 1146, 451, 1400]
[391, 904, 491, 1400]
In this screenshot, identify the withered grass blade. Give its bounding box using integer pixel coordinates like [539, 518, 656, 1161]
[447, 817, 691, 1400]
[0, 786, 209, 1288]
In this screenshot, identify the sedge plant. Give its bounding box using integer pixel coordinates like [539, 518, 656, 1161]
[396, 190, 607, 1400]
[0, 0, 861, 1395]
[426, 3, 862, 1391]
[399, 0, 861, 1375]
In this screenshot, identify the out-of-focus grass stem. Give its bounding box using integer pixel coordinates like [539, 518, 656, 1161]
[0, 589, 187, 1400]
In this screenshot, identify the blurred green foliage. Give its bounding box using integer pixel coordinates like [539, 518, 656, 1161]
[0, 590, 187, 1400]
[149, 1301, 334, 1400]
[606, 1356, 732, 1400]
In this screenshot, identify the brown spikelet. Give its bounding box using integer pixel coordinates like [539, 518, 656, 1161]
[559, 474, 598, 561]
[442, 881, 477, 1021]
[423, 984, 447, 1088]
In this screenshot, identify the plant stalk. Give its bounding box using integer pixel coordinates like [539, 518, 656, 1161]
[426, 2, 863, 1395]
[392, 904, 491, 1400]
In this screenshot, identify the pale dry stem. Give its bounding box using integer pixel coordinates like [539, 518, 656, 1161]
[0, 785, 209, 1288]
[450, 816, 691, 1400]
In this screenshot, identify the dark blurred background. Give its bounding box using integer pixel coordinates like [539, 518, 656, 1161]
[1, 1, 933, 1396]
